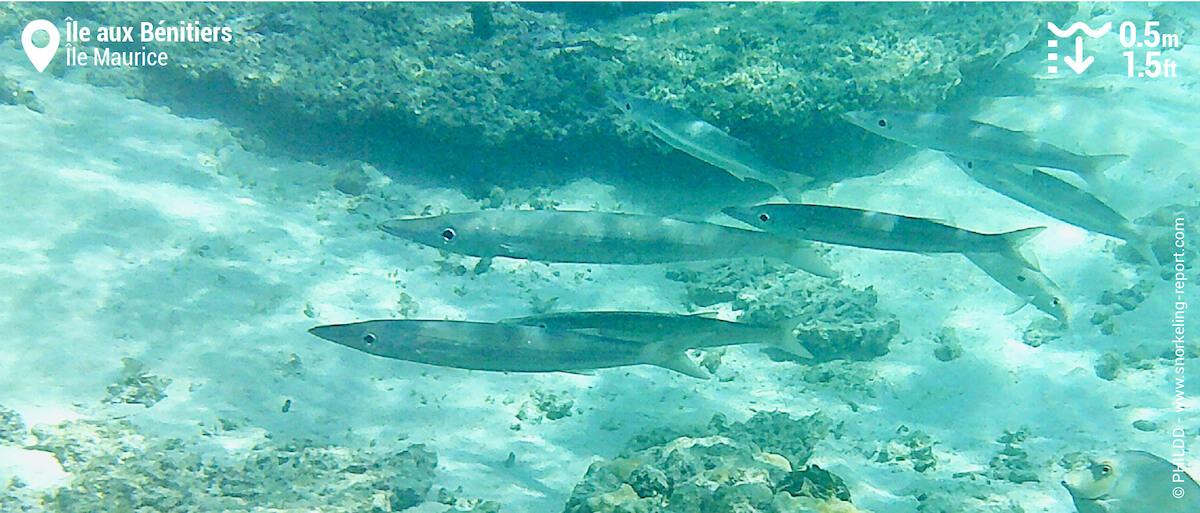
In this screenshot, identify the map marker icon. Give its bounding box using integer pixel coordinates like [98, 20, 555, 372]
[22, 20, 59, 72]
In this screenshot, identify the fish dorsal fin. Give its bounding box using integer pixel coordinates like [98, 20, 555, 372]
[685, 310, 721, 319]
[1004, 298, 1032, 315]
[652, 353, 711, 379]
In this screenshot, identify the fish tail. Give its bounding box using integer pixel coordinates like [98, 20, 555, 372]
[773, 319, 814, 359]
[997, 226, 1046, 272]
[774, 173, 814, 202]
[1000, 226, 1047, 250]
[1134, 241, 1158, 265]
[1085, 153, 1129, 174]
[1125, 224, 1160, 265]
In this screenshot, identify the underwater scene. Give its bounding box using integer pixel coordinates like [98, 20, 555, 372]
[1, 1, 1198, 512]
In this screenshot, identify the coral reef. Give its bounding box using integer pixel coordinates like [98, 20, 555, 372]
[565, 411, 850, 513]
[516, 390, 575, 424]
[103, 358, 172, 408]
[3, 417, 449, 512]
[1089, 279, 1155, 335]
[873, 426, 936, 473]
[0, 72, 43, 114]
[666, 261, 899, 363]
[4, 3, 1073, 192]
[1020, 318, 1063, 348]
[0, 405, 25, 445]
[1094, 352, 1124, 381]
[987, 429, 1038, 484]
[932, 328, 964, 362]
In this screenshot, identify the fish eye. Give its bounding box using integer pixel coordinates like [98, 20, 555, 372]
[441, 228, 457, 242]
[966, 161, 974, 169]
[1100, 463, 1112, 475]
[1052, 298, 1061, 307]
[758, 213, 771, 222]
[624, 102, 632, 111]
[877, 119, 887, 128]
[1016, 275, 1026, 282]
[363, 333, 377, 345]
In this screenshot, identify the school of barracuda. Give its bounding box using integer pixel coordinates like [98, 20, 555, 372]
[308, 93, 1143, 378]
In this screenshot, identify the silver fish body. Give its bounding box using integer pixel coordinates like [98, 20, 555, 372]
[308, 319, 709, 378]
[965, 252, 1069, 325]
[841, 110, 1127, 181]
[721, 203, 1044, 263]
[379, 210, 835, 277]
[501, 311, 813, 359]
[948, 156, 1156, 264]
[609, 92, 802, 190]
[1063, 450, 1200, 513]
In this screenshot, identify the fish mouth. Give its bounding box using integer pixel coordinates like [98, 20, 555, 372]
[378, 219, 419, 239]
[307, 325, 333, 340]
[307, 323, 361, 350]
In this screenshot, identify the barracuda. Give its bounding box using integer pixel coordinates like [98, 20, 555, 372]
[965, 252, 1069, 325]
[841, 110, 1127, 183]
[308, 319, 712, 378]
[378, 210, 836, 278]
[948, 155, 1157, 264]
[609, 91, 807, 191]
[721, 203, 1044, 269]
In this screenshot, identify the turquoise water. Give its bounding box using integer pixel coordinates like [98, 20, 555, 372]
[0, 2, 1198, 512]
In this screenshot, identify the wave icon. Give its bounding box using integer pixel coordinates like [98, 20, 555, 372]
[1047, 21, 1112, 38]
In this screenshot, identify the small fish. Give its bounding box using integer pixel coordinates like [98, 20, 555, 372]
[500, 311, 814, 359]
[948, 156, 1156, 264]
[379, 210, 836, 278]
[721, 203, 1044, 268]
[840, 110, 1127, 183]
[609, 92, 807, 191]
[965, 252, 1069, 325]
[1063, 450, 1200, 513]
[308, 319, 711, 378]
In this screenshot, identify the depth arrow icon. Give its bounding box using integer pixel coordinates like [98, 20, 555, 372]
[1063, 36, 1094, 74]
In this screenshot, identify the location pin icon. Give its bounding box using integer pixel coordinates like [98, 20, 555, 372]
[22, 20, 60, 73]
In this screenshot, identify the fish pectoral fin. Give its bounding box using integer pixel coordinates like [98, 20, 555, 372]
[780, 245, 838, 279]
[652, 353, 711, 379]
[684, 310, 721, 319]
[473, 257, 494, 274]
